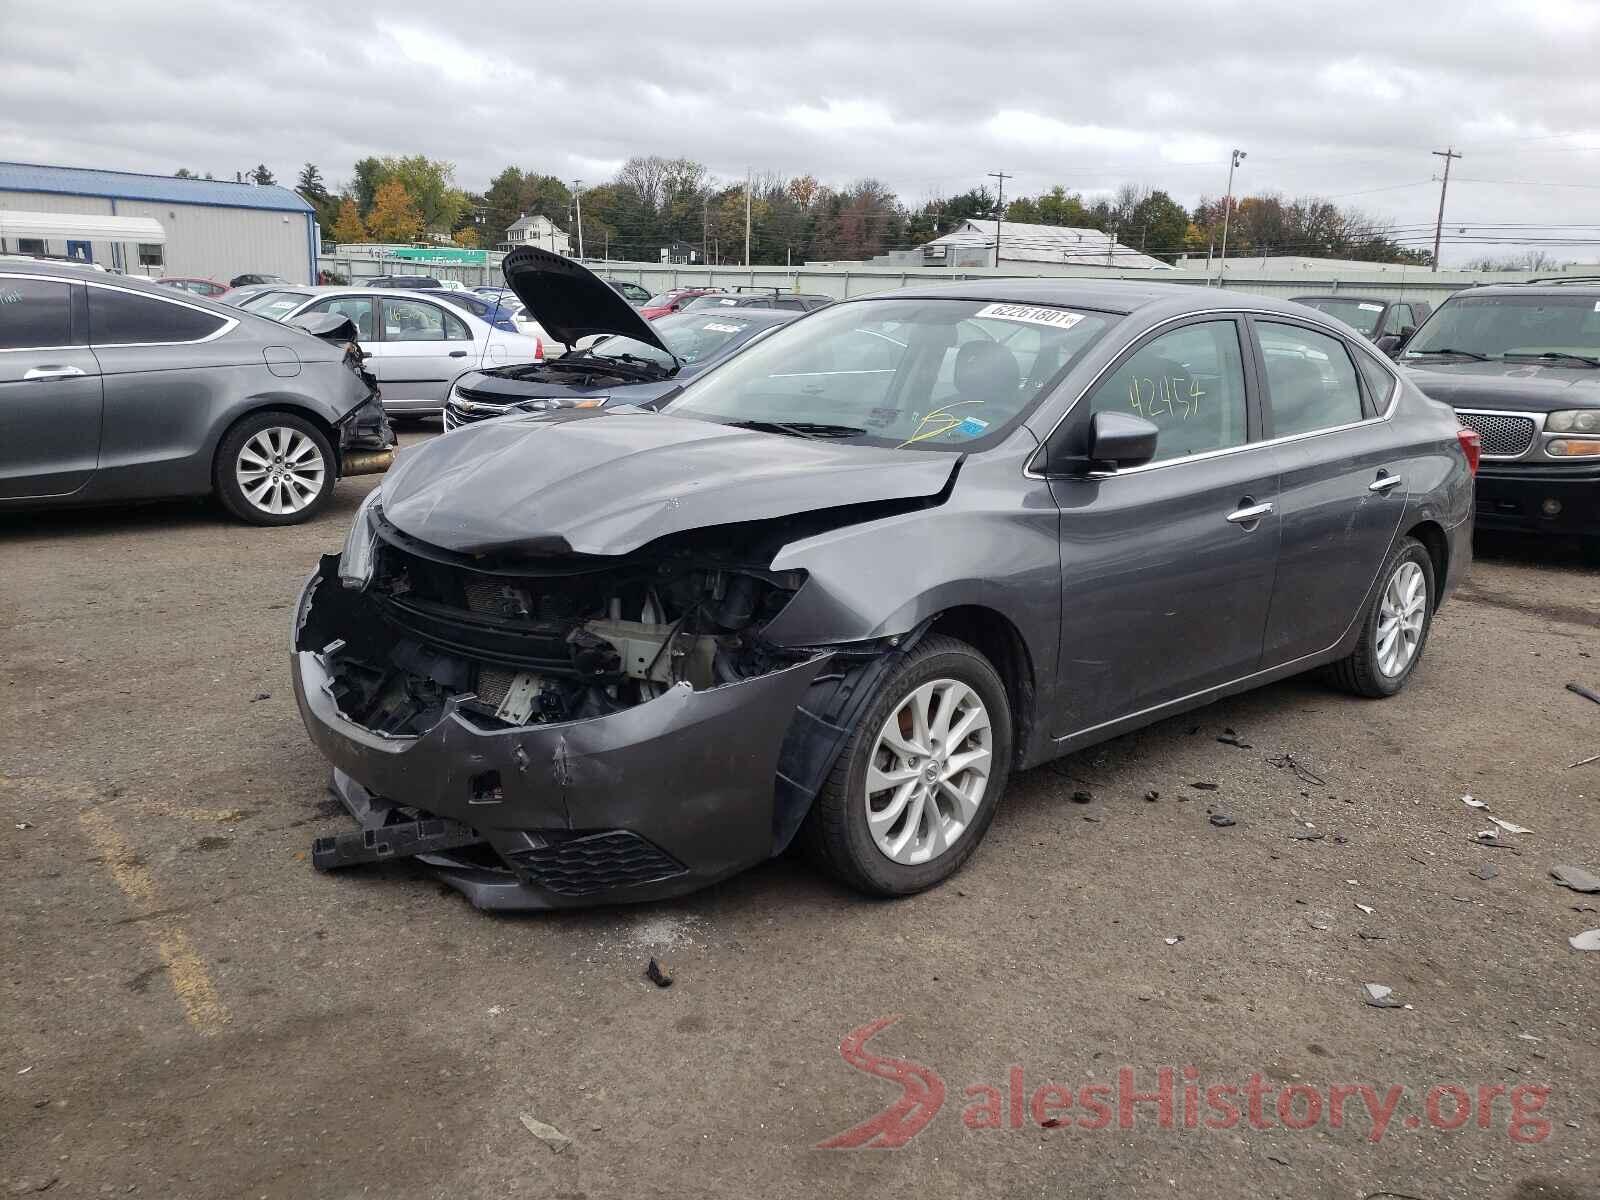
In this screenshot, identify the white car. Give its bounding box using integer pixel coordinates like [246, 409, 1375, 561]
[249, 286, 545, 418]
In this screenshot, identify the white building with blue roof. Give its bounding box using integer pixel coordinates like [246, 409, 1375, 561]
[0, 161, 319, 284]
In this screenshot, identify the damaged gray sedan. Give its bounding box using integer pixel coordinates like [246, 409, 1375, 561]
[293, 249, 1475, 909]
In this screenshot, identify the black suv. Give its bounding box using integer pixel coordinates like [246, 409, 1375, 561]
[1397, 279, 1600, 542]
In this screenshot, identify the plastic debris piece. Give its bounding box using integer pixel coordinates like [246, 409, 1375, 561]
[1355, 903, 1375, 915]
[1356, 929, 1388, 940]
[645, 957, 673, 988]
[1216, 734, 1252, 749]
[250, 691, 271, 703]
[1362, 983, 1404, 1008]
[1191, 782, 1219, 791]
[1551, 865, 1600, 894]
[1266, 753, 1327, 786]
[1144, 790, 1160, 802]
[1565, 682, 1600, 706]
[1474, 863, 1499, 881]
[519, 1113, 572, 1153]
[1164, 935, 1184, 945]
[1567, 752, 1600, 769]
[1488, 816, 1533, 835]
[1070, 790, 1093, 804]
[1462, 796, 1487, 809]
[1291, 830, 1325, 841]
[1568, 929, 1600, 952]
[14, 822, 31, 830]
[1208, 813, 1235, 827]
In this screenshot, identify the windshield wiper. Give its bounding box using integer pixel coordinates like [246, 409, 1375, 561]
[725, 419, 867, 440]
[1407, 347, 1492, 361]
[1504, 350, 1600, 367]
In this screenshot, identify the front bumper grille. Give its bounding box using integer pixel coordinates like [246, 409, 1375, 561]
[1456, 410, 1536, 458]
[505, 831, 688, 896]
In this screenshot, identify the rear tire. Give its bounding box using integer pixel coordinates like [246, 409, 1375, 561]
[803, 634, 1012, 896]
[1330, 536, 1435, 698]
[214, 412, 335, 526]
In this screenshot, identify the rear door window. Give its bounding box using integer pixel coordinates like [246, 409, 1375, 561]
[88, 287, 226, 344]
[0, 278, 74, 349]
[1256, 321, 1365, 437]
[1086, 320, 1249, 462]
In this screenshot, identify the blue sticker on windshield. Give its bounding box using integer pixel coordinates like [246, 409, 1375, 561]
[956, 416, 990, 436]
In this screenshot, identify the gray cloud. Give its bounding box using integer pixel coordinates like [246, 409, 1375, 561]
[5, 0, 1599, 262]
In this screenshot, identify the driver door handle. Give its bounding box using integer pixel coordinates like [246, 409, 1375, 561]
[448, 350, 469, 358]
[1368, 472, 1404, 493]
[1226, 501, 1274, 525]
[22, 365, 86, 380]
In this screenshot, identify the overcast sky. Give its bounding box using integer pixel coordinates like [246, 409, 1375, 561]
[6, 0, 1599, 263]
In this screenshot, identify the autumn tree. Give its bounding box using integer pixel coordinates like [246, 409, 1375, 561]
[331, 198, 369, 244]
[453, 226, 479, 248]
[366, 180, 422, 242]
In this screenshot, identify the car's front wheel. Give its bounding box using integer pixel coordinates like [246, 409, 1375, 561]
[215, 412, 335, 526]
[804, 634, 1012, 896]
[1330, 536, 1435, 697]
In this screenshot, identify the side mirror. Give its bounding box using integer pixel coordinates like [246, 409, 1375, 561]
[1088, 411, 1159, 470]
[1374, 334, 1402, 357]
[1398, 325, 1416, 345]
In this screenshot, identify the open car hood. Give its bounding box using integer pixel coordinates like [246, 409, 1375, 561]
[502, 246, 672, 358]
[378, 410, 958, 557]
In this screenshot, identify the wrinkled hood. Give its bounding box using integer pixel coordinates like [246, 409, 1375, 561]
[379, 411, 958, 557]
[1401, 359, 1600, 413]
[502, 246, 671, 357]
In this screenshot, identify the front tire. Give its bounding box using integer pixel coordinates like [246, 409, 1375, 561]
[804, 634, 1012, 896]
[1330, 536, 1435, 697]
[215, 412, 335, 526]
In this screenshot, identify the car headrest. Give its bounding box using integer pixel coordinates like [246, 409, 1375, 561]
[954, 340, 1020, 400]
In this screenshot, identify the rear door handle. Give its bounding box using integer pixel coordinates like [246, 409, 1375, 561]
[1368, 472, 1403, 493]
[448, 350, 468, 358]
[1226, 501, 1274, 525]
[22, 365, 87, 380]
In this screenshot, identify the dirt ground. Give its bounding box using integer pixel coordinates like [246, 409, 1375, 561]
[3, 426, 1597, 1199]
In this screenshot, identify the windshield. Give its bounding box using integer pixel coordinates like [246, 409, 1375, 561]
[1405, 294, 1600, 362]
[664, 298, 1114, 449]
[588, 311, 767, 369]
[643, 293, 679, 308]
[1296, 298, 1385, 337]
[241, 290, 311, 319]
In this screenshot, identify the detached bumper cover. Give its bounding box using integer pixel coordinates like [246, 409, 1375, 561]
[1474, 462, 1600, 534]
[291, 566, 829, 909]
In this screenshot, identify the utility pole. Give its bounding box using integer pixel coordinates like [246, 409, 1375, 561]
[1430, 147, 1462, 273]
[702, 194, 709, 266]
[1217, 148, 1246, 283]
[571, 179, 584, 259]
[744, 169, 752, 268]
[1107, 223, 1117, 267]
[987, 170, 1012, 267]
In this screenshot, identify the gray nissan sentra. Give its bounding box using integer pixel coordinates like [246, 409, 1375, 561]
[293, 250, 1475, 909]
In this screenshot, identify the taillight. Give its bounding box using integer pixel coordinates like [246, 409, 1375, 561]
[1457, 427, 1481, 475]
[535, 336, 544, 362]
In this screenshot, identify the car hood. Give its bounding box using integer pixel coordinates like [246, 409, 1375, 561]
[1401, 359, 1600, 413]
[502, 246, 672, 359]
[379, 410, 959, 557]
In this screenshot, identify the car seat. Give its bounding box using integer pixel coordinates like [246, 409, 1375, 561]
[954, 339, 1021, 404]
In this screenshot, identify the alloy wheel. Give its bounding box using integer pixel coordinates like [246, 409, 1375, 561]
[235, 427, 326, 516]
[1376, 560, 1427, 677]
[865, 678, 993, 865]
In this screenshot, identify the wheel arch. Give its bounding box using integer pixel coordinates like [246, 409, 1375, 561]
[925, 605, 1036, 770]
[211, 402, 342, 486]
[1403, 518, 1448, 609]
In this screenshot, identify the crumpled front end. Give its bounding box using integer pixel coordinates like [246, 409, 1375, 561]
[291, 523, 834, 908]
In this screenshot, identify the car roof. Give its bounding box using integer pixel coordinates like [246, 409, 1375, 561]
[662, 305, 796, 326]
[1292, 294, 1391, 304]
[853, 276, 1322, 321]
[1454, 281, 1600, 299]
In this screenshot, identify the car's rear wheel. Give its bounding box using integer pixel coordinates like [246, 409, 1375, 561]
[804, 634, 1012, 896]
[215, 412, 334, 526]
[1330, 536, 1435, 697]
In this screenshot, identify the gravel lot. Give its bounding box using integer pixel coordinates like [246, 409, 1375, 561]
[3, 426, 1597, 1199]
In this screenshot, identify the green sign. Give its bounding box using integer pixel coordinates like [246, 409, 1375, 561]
[389, 247, 489, 264]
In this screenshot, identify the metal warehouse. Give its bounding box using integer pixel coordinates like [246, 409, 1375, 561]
[0, 161, 317, 284]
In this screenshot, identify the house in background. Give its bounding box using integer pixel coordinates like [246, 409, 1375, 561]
[502, 213, 570, 255]
[659, 241, 700, 265]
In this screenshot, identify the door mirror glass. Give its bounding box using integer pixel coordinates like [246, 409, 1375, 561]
[1374, 334, 1402, 357]
[1088, 410, 1159, 469]
[1398, 325, 1416, 343]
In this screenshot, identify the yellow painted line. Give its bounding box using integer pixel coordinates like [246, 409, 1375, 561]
[78, 807, 230, 1035]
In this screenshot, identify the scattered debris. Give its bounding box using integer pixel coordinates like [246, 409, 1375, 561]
[1041, 1117, 1066, 1128]
[1266, 1155, 1290, 1167]
[16, 1066, 32, 1076]
[1208, 813, 1236, 828]
[1516, 1033, 1540, 1042]
[1267, 754, 1327, 787]
[1291, 830, 1325, 841]
[1551, 865, 1600, 894]
[519, 1113, 572, 1153]
[487, 1005, 504, 1017]
[1485, 816, 1532, 836]
[1216, 733, 1252, 749]
[7, 1176, 59, 1194]
[1461, 795, 1487, 809]
[1474, 831, 1515, 848]
[14, 822, 30, 831]
[1565, 682, 1600, 706]
[1070, 790, 1093, 804]
[1474, 863, 1500, 881]
[1191, 782, 1219, 791]
[1356, 930, 1388, 941]
[1355, 903, 1375, 915]
[1164, 936, 1184, 946]
[1082, 814, 1101, 823]
[1144, 790, 1160, 802]
[1566, 752, 1600, 770]
[1361, 983, 1408, 1009]
[1567, 929, 1600, 952]
[645, 957, 673, 988]
[249, 691, 271, 703]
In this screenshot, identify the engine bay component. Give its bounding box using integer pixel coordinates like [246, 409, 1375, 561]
[581, 617, 717, 689]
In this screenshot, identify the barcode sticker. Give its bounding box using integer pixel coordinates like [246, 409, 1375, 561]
[974, 303, 1085, 330]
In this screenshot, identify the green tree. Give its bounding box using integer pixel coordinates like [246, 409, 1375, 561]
[366, 179, 422, 242]
[1128, 189, 1189, 262]
[174, 167, 196, 179]
[350, 157, 384, 214]
[1035, 186, 1094, 227]
[376, 155, 468, 235]
[296, 163, 338, 230]
[250, 163, 275, 186]
[331, 198, 368, 244]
